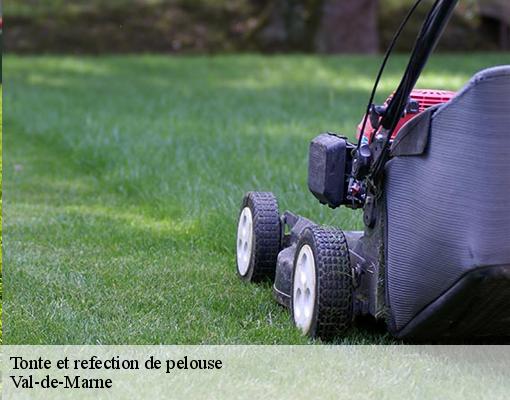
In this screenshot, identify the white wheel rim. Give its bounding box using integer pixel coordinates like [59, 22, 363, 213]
[293, 244, 316, 334]
[236, 207, 254, 276]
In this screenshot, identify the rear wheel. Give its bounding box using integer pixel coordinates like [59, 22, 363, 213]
[236, 192, 281, 282]
[291, 226, 353, 340]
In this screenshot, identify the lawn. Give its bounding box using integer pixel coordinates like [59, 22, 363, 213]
[3, 53, 509, 344]
[1, 86, 3, 344]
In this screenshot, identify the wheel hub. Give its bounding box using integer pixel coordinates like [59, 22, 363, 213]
[293, 244, 316, 333]
[236, 207, 254, 276]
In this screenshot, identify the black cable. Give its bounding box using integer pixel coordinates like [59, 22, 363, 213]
[356, 0, 424, 150]
[382, 0, 442, 133]
[370, 0, 458, 178]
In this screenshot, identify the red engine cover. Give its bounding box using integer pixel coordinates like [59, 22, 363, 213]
[357, 89, 456, 144]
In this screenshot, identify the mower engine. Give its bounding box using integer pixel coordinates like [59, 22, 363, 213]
[307, 89, 455, 210]
[357, 89, 456, 145]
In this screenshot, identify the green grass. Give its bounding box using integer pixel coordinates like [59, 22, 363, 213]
[1, 85, 3, 344]
[4, 53, 510, 344]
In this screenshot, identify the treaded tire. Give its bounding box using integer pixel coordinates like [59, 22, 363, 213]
[291, 226, 353, 340]
[236, 192, 281, 282]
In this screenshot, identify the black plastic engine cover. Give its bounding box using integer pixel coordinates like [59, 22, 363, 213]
[308, 133, 348, 208]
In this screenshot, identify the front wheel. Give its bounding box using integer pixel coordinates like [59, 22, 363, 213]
[236, 192, 281, 282]
[291, 226, 353, 340]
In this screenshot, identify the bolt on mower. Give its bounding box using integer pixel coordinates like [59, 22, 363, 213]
[235, 0, 510, 341]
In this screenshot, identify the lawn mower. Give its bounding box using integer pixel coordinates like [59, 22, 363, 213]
[235, 0, 510, 340]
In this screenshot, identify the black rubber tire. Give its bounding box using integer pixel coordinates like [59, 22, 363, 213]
[237, 192, 281, 282]
[291, 226, 353, 340]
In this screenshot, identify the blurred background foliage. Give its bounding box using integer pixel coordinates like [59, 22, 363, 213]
[3, 0, 510, 54]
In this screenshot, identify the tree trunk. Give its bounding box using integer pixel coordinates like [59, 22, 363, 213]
[478, 0, 510, 50]
[315, 0, 379, 54]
